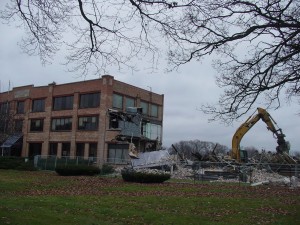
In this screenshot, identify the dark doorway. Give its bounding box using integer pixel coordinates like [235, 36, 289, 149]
[28, 143, 42, 158]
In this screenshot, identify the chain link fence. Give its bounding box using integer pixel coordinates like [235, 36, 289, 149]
[189, 161, 300, 183]
[34, 155, 300, 186]
[34, 155, 131, 170]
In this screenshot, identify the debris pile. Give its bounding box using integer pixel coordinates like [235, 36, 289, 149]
[250, 151, 299, 164]
[171, 166, 194, 179]
[114, 164, 300, 187]
[249, 168, 300, 187]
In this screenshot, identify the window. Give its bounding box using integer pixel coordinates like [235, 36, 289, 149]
[108, 144, 129, 164]
[0, 102, 9, 114]
[17, 101, 25, 114]
[28, 143, 42, 158]
[140, 101, 148, 115]
[125, 97, 135, 109]
[142, 123, 162, 140]
[79, 93, 100, 108]
[89, 143, 97, 157]
[76, 143, 85, 157]
[51, 117, 72, 131]
[78, 116, 98, 130]
[32, 99, 45, 112]
[30, 119, 44, 131]
[113, 94, 123, 109]
[150, 104, 158, 117]
[49, 143, 58, 156]
[62, 143, 70, 157]
[53, 96, 73, 110]
[109, 114, 120, 129]
[14, 120, 23, 132]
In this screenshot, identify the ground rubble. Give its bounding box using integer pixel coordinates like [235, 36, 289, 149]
[113, 164, 300, 188]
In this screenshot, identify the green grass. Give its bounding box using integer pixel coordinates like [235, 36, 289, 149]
[0, 170, 299, 225]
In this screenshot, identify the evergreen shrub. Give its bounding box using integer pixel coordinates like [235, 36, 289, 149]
[55, 165, 100, 176]
[121, 167, 171, 183]
[0, 157, 36, 171]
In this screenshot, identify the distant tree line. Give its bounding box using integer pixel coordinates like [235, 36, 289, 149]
[169, 140, 300, 161]
[169, 140, 228, 161]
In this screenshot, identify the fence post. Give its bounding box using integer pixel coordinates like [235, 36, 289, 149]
[45, 156, 47, 170]
[54, 156, 57, 170]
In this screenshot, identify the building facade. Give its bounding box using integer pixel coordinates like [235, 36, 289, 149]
[0, 75, 164, 164]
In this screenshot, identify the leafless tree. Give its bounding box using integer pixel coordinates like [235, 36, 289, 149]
[1, 0, 299, 121]
[171, 140, 228, 160]
[243, 146, 259, 158]
[0, 102, 15, 144]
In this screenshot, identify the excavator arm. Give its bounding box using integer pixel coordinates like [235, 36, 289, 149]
[232, 107, 290, 162]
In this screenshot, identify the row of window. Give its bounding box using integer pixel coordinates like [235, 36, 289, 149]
[30, 116, 99, 132]
[15, 115, 161, 142]
[2, 92, 159, 118]
[29, 142, 126, 162]
[28, 142, 97, 158]
[49, 142, 97, 157]
[112, 93, 159, 117]
[32, 93, 100, 112]
[38, 142, 129, 163]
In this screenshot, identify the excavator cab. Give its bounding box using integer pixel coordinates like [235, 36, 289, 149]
[240, 150, 248, 163]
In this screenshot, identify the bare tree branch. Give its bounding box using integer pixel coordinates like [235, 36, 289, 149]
[1, 0, 299, 122]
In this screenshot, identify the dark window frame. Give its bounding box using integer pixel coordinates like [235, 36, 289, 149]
[78, 115, 99, 131]
[76, 143, 85, 157]
[53, 95, 73, 110]
[79, 92, 100, 109]
[108, 144, 129, 164]
[125, 97, 135, 109]
[89, 143, 97, 157]
[51, 117, 72, 131]
[32, 99, 45, 112]
[14, 119, 23, 132]
[49, 143, 58, 156]
[140, 101, 148, 115]
[17, 101, 25, 114]
[0, 102, 10, 114]
[112, 93, 123, 109]
[150, 104, 159, 118]
[62, 142, 71, 157]
[30, 119, 44, 132]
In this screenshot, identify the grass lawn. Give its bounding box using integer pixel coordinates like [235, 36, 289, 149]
[0, 169, 299, 225]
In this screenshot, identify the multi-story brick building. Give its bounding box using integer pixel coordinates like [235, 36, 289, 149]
[0, 75, 164, 164]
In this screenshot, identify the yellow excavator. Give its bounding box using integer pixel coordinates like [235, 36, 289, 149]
[232, 107, 290, 162]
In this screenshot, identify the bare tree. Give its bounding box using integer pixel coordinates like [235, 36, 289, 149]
[243, 146, 259, 158]
[0, 102, 15, 144]
[171, 140, 228, 160]
[1, 0, 299, 121]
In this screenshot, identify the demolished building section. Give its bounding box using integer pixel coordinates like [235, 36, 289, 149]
[107, 107, 163, 162]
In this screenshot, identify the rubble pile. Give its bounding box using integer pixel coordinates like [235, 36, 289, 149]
[250, 168, 287, 183]
[171, 166, 194, 179]
[112, 163, 300, 187]
[250, 168, 300, 187]
[250, 151, 299, 164]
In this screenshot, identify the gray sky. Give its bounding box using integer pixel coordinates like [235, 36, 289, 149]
[0, 3, 299, 153]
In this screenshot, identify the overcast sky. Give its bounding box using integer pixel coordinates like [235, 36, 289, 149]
[0, 2, 299, 154]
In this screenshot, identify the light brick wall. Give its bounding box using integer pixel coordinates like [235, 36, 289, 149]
[0, 75, 164, 161]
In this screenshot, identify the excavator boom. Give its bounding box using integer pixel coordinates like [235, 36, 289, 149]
[232, 107, 290, 162]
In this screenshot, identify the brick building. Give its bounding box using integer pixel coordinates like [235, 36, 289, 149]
[0, 75, 164, 164]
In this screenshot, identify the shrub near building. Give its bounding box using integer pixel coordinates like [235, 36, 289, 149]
[121, 167, 171, 183]
[55, 165, 100, 176]
[0, 157, 36, 171]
